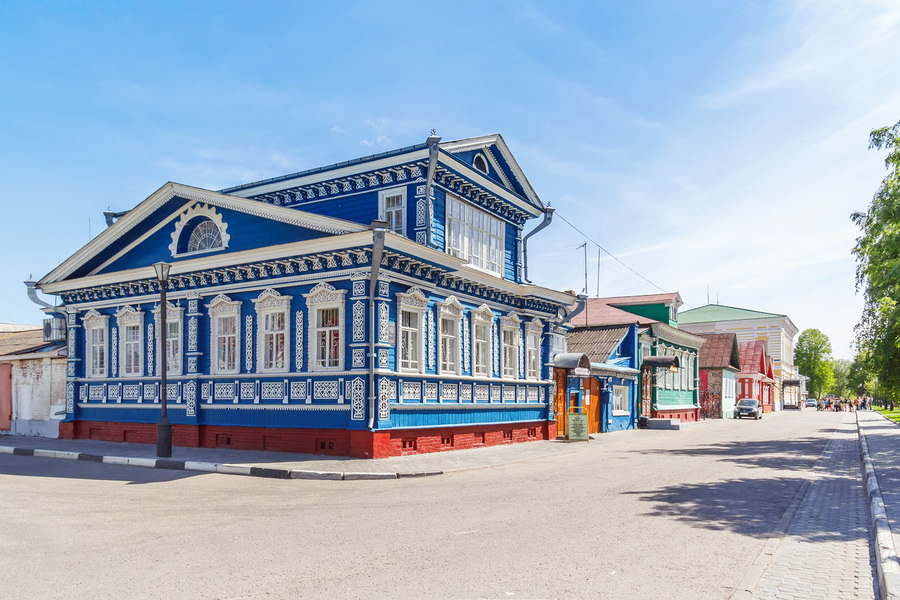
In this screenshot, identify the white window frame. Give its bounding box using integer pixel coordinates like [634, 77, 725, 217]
[437, 296, 462, 375]
[83, 310, 109, 379]
[379, 187, 407, 236]
[152, 302, 184, 376]
[168, 203, 230, 258]
[253, 289, 292, 374]
[115, 306, 144, 378]
[612, 384, 629, 415]
[500, 313, 521, 380]
[206, 294, 242, 375]
[471, 304, 494, 378]
[525, 317, 543, 380]
[305, 283, 347, 372]
[446, 195, 505, 276]
[396, 287, 428, 374]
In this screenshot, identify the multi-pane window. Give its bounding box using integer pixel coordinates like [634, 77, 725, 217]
[122, 324, 142, 376]
[262, 311, 286, 371]
[613, 385, 629, 413]
[116, 306, 144, 378]
[526, 329, 541, 380]
[187, 219, 223, 252]
[501, 328, 518, 379]
[379, 188, 406, 236]
[164, 320, 181, 375]
[213, 315, 238, 373]
[446, 196, 505, 276]
[87, 323, 107, 378]
[473, 319, 491, 377]
[399, 309, 421, 372]
[315, 308, 341, 369]
[439, 316, 458, 374]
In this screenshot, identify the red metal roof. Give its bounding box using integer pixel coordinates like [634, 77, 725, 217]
[696, 332, 741, 370]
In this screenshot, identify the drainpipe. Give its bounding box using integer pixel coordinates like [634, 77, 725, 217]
[560, 294, 589, 326]
[367, 220, 388, 430]
[24, 280, 55, 311]
[103, 210, 129, 227]
[423, 134, 441, 248]
[521, 206, 555, 283]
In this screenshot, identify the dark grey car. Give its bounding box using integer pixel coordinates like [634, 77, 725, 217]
[735, 398, 762, 419]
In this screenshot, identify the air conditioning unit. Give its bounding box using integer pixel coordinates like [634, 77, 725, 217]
[43, 317, 67, 343]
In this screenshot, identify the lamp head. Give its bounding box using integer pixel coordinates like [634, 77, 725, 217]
[153, 261, 172, 282]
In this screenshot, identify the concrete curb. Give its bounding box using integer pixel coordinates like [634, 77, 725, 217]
[0, 444, 443, 481]
[857, 412, 900, 600]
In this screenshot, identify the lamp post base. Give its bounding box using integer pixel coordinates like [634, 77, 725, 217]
[156, 417, 172, 458]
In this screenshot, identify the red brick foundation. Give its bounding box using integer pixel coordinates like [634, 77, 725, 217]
[652, 407, 700, 422]
[56, 420, 554, 459]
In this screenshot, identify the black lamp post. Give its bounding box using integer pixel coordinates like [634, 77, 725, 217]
[153, 261, 172, 458]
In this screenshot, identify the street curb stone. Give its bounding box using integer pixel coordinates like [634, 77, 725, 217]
[857, 411, 900, 600]
[0, 443, 432, 481]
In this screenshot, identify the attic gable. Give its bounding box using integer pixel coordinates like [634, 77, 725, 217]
[39, 182, 367, 285]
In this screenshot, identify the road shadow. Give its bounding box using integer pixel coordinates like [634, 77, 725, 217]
[638, 433, 832, 472]
[623, 476, 804, 538]
[0, 453, 201, 485]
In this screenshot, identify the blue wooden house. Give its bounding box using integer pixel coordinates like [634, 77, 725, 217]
[561, 325, 640, 433]
[35, 134, 573, 457]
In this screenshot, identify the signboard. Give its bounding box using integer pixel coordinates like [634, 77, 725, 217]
[566, 412, 589, 442]
[573, 367, 590, 377]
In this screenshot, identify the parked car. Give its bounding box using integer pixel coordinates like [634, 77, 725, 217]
[806, 398, 818, 408]
[735, 398, 763, 419]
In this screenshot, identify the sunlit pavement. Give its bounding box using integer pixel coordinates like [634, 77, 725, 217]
[740, 412, 876, 600]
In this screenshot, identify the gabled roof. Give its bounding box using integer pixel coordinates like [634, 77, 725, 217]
[679, 304, 785, 324]
[221, 134, 545, 217]
[38, 182, 368, 286]
[570, 297, 656, 328]
[696, 332, 741, 371]
[0, 329, 62, 356]
[738, 341, 770, 376]
[605, 292, 683, 309]
[567, 326, 631, 364]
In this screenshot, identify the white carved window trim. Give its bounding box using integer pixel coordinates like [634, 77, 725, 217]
[396, 287, 428, 374]
[500, 312, 521, 380]
[168, 203, 231, 258]
[83, 310, 109, 378]
[152, 301, 184, 376]
[305, 283, 347, 372]
[253, 289, 292, 374]
[115, 306, 144, 378]
[206, 294, 241, 375]
[471, 304, 494, 377]
[378, 187, 406, 236]
[612, 384, 629, 415]
[437, 296, 462, 376]
[525, 317, 542, 380]
[473, 152, 489, 175]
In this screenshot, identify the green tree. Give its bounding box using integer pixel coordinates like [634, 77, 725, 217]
[830, 358, 851, 397]
[852, 120, 900, 401]
[795, 329, 834, 398]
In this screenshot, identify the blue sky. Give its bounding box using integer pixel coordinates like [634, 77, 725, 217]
[2, 0, 898, 359]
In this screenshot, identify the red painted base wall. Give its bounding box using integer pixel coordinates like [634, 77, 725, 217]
[652, 407, 700, 422]
[58, 420, 555, 459]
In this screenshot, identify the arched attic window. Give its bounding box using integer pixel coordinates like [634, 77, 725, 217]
[168, 203, 230, 257]
[473, 153, 488, 175]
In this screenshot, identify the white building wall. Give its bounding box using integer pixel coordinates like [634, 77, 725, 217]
[7, 357, 66, 438]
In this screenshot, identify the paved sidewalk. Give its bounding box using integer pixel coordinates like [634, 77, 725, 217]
[746, 412, 876, 599]
[858, 410, 900, 599]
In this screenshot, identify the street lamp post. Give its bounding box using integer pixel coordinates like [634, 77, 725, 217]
[153, 261, 172, 458]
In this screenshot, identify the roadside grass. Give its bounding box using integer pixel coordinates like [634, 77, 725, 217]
[874, 406, 900, 424]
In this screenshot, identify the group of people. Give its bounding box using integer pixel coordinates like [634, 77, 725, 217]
[817, 397, 871, 411]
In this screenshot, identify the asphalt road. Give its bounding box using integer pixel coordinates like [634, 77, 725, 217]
[1, 410, 850, 599]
